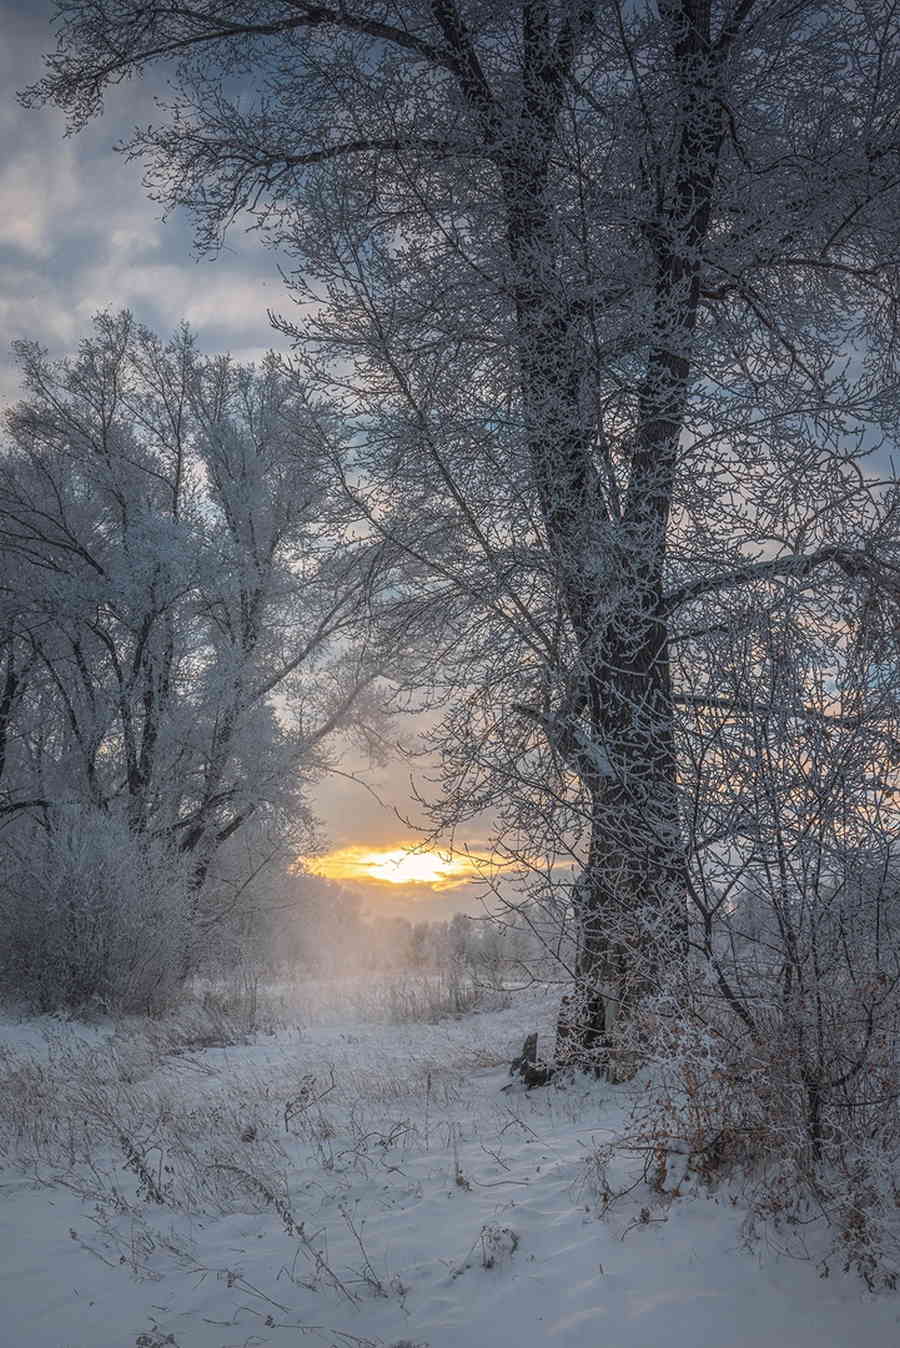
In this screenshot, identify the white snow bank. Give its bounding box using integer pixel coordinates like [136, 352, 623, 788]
[1, 987, 898, 1348]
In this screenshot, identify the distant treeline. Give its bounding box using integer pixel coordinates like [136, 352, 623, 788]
[223, 870, 554, 984]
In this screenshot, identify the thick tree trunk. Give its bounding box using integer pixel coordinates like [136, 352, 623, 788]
[497, 0, 721, 1080]
[509, 261, 689, 1075]
[559, 618, 687, 1078]
[565, 800, 687, 1077]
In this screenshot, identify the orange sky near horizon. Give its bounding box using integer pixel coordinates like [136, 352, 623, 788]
[312, 843, 495, 891]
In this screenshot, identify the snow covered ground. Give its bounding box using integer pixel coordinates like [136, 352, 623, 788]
[1, 981, 898, 1348]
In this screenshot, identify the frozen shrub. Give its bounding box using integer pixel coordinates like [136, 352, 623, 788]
[609, 933, 900, 1288]
[0, 806, 190, 1015]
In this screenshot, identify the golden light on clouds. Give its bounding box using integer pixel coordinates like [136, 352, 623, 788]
[313, 844, 490, 890]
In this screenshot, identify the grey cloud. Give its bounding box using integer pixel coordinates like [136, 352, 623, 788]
[1, 1, 291, 403]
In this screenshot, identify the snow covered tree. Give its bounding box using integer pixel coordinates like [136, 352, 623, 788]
[0, 311, 381, 1003]
[23, 3, 900, 1068]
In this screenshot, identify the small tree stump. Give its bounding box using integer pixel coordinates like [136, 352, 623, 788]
[508, 1031, 553, 1088]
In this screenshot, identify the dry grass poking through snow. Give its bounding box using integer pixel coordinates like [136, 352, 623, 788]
[0, 975, 518, 1217]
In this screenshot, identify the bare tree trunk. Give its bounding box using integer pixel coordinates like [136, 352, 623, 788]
[508, 0, 723, 1078]
[561, 599, 687, 1077]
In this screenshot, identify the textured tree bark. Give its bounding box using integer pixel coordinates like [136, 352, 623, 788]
[506, 0, 724, 1078]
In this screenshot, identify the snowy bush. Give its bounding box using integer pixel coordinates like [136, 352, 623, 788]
[608, 876, 900, 1288]
[0, 806, 190, 1015]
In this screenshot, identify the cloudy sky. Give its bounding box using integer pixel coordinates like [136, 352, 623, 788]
[1, 1, 497, 920]
[1, 1, 297, 407]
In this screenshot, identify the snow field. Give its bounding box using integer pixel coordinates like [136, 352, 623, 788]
[1, 981, 899, 1348]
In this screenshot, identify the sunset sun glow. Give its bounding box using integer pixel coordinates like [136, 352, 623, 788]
[313, 844, 487, 890]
